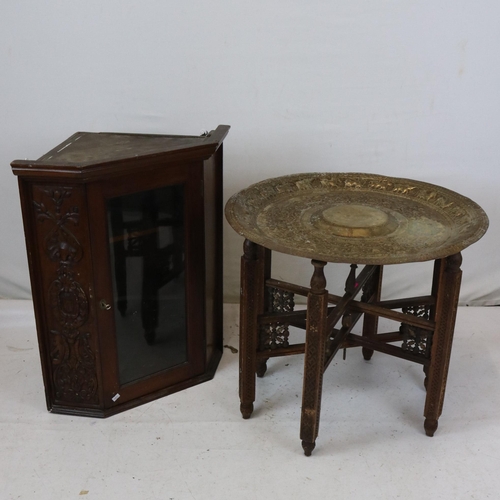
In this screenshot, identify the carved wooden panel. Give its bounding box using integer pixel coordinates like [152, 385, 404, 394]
[259, 287, 295, 351]
[32, 186, 99, 406]
[400, 305, 432, 357]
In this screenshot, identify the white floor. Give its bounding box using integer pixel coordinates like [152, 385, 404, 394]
[1, 300, 499, 500]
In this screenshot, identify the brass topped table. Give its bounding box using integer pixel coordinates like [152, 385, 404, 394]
[225, 173, 488, 455]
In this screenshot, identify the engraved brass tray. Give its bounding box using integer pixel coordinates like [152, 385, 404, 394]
[225, 173, 489, 265]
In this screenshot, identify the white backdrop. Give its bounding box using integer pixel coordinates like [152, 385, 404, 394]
[1, 1, 499, 304]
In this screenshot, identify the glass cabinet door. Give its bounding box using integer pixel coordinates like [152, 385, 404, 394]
[106, 184, 187, 385]
[90, 164, 207, 410]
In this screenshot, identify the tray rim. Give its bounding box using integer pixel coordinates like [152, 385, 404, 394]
[225, 172, 489, 265]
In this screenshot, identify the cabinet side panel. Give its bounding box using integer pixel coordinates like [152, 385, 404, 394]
[203, 146, 224, 366]
[29, 183, 101, 408]
[17, 179, 54, 410]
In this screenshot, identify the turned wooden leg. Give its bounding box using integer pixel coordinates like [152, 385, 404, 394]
[239, 239, 267, 419]
[256, 248, 272, 379]
[424, 253, 462, 436]
[361, 265, 383, 360]
[300, 260, 329, 456]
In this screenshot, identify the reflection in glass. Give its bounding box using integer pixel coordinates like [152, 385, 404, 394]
[107, 184, 186, 385]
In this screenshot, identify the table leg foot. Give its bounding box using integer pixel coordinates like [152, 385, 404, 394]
[240, 402, 254, 419]
[362, 347, 374, 361]
[424, 418, 438, 437]
[302, 440, 316, 457]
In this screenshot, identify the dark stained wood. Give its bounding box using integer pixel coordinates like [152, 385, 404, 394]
[266, 277, 435, 331]
[326, 264, 376, 332]
[21, 182, 102, 409]
[203, 145, 224, 367]
[300, 260, 329, 456]
[256, 248, 272, 378]
[237, 247, 471, 455]
[258, 309, 308, 325]
[265, 278, 310, 297]
[256, 344, 306, 358]
[346, 334, 430, 365]
[424, 253, 462, 436]
[350, 297, 436, 331]
[239, 240, 267, 418]
[361, 265, 383, 360]
[12, 126, 229, 417]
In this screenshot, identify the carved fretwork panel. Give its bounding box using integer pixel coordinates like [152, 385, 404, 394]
[400, 324, 432, 357]
[259, 287, 295, 350]
[268, 286, 295, 314]
[402, 304, 431, 320]
[400, 305, 432, 357]
[32, 186, 99, 405]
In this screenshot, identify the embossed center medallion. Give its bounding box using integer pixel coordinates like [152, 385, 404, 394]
[319, 204, 397, 237]
[323, 204, 387, 227]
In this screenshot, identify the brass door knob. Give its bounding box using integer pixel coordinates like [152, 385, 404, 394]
[99, 299, 111, 311]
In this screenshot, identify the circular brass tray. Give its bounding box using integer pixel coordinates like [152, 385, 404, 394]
[225, 173, 489, 265]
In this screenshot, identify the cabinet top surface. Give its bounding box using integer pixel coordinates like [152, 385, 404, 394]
[37, 132, 206, 164]
[11, 125, 229, 177]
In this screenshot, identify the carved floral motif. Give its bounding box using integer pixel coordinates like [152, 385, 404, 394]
[260, 287, 295, 350]
[400, 305, 432, 357]
[34, 187, 98, 404]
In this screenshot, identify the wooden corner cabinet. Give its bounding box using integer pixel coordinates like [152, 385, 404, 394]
[11, 125, 230, 417]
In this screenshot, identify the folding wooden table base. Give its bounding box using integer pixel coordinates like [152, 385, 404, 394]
[239, 240, 462, 456]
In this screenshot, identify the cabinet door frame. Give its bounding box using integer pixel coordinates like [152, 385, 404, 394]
[87, 161, 207, 410]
